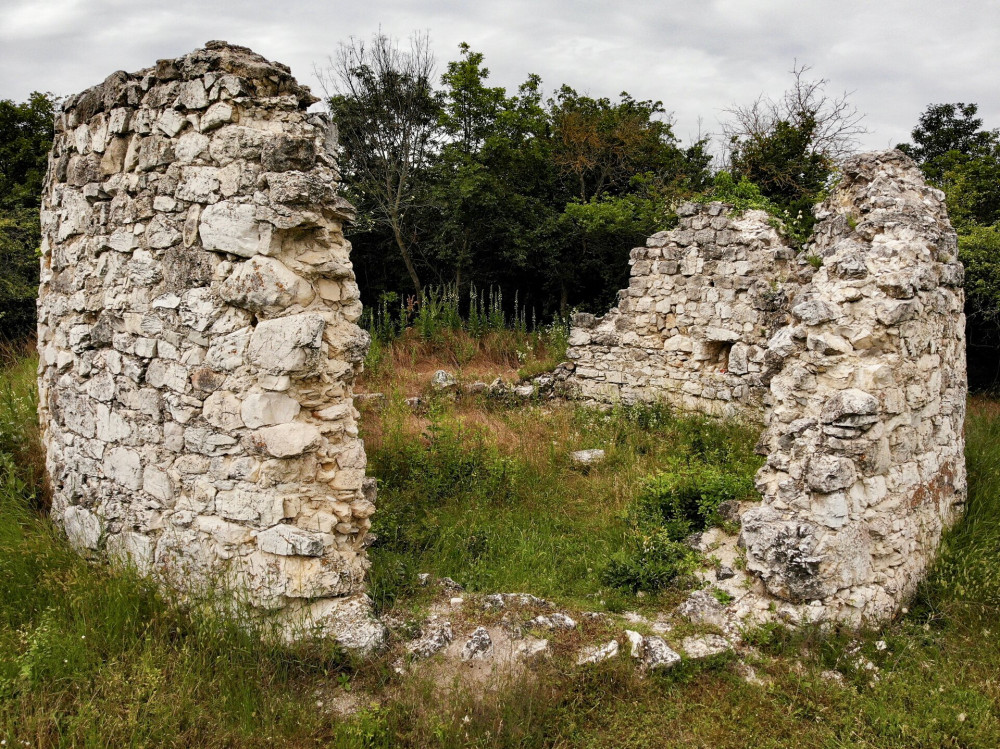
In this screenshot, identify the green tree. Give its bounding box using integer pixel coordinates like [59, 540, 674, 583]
[721, 64, 866, 229]
[0, 92, 54, 339]
[426, 43, 520, 288]
[959, 225, 1000, 388]
[321, 33, 443, 296]
[900, 102, 1000, 389]
[897, 103, 997, 181]
[898, 102, 1000, 230]
[547, 88, 710, 312]
[328, 39, 711, 321]
[438, 43, 507, 155]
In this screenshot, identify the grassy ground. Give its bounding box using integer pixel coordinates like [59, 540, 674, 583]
[361, 381, 761, 614]
[1, 335, 999, 747]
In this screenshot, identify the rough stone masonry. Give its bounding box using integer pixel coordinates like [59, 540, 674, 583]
[565, 151, 967, 623]
[37, 42, 385, 649]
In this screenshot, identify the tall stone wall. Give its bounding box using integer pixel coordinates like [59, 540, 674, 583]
[744, 152, 967, 622]
[565, 151, 967, 623]
[37, 42, 383, 648]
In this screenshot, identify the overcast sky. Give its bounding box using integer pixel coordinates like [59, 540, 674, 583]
[2, 0, 998, 154]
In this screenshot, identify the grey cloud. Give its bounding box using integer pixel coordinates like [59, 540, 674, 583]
[1, 0, 998, 153]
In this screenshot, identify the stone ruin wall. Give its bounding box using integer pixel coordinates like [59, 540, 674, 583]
[35, 37, 967, 636]
[37, 42, 383, 648]
[568, 203, 804, 415]
[565, 151, 968, 623]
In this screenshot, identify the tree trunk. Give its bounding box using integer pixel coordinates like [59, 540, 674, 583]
[392, 224, 422, 296]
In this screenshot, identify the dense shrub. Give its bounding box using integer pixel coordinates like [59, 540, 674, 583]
[628, 465, 757, 542]
[0, 93, 54, 340]
[601, 460, 758, 592]
[601, 529, 699, 592]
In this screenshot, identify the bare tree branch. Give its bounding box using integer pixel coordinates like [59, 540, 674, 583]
[316, 31, 442, 294]
[719, 62, 868, 169]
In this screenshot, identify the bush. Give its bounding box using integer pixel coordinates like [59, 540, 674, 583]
[601, 529, 699, 592]
[960, 224, 1000, 331]
[366, 404, 522, 609]
[0, 210, 41, 341]
[629, 464, 757, 542]
[602, 458, 758, 593]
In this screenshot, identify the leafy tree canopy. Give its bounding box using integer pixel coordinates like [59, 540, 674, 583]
[0, 92, 54, 212]
[898, 103, 997, 168]
[0, 92, 53, 339]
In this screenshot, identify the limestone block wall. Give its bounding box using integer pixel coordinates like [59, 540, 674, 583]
[37, 42, 380, 646]
[744, 151, 967, 622]
[566, 204, 805, 415]
[564, 151, 967, 623]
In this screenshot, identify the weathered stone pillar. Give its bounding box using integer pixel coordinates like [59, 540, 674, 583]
[37, 42, 384, 649]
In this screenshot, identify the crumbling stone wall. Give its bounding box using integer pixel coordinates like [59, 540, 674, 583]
[566, 205, 804, 414]
[744, 152, 967, 622]
[565, 151, 967, 623]
[37, 42, 383, 648]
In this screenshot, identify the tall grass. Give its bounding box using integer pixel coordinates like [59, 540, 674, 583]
[359, 284, 569, 382]
[0, 346, 47, 510]
[920, 400, 1000, 614]
[363, 397, 763, 613]
[361, 284, 533, 344]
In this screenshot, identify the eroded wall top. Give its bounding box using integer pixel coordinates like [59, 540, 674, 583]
[38, 41, 382, 648]
[566, 204, 806, 415]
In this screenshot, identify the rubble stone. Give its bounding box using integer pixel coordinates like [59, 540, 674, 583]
[461, 627, 494, 661]
[681, 634, 732, 659]
[407, 619, 454, 659]
[576, 640, 620, 665]
[570, 448, 606, 466]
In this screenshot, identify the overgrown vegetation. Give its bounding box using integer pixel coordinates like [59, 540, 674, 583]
[363, 395, 761, 612]
[602, 424, 761, 593]
[0, 92, 53, 340]
[2, 342, 1000, 745]
[897, 102, 1000, 389]
[2, 33, 1000, 746]
[359, 283, 570, 387]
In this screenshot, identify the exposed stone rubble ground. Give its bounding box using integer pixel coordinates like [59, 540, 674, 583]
[386, 574, 738, 683]
[562, 151, 967, 625]
[38, 42, 382, 647]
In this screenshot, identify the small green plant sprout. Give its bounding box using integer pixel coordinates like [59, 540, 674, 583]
[337, 672, 352, 692]
[712, 587, 735, 605]
[806, 254, 824, 269]
[846, 213, 859, 231]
